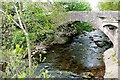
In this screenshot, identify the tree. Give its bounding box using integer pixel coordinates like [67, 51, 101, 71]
[12, 1, 32, 70]
[1, 1, 92, 78]
[54, 1, 91, 11]
[0, 1, 32, 75]
[98, 1, 120, 10]
[0, 2, 66, 77]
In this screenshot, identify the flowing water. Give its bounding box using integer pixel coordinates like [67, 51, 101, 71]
[34, 29, 113, 78]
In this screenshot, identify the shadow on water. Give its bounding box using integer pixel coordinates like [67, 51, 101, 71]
[43, 29, 113, 78]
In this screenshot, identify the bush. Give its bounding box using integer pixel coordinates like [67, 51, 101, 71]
[2, 2, 60, 49]
[72, 21, 93, 34]
[54, 2, 91, 11]
[98, 1, 120, 11]
[2, 44, 52, 78]
[2, 2, 92, 50]
[1, 2, 93, 78]
[3, 44, 36, 78]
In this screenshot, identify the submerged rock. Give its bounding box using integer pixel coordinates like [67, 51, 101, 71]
[33, 63, 81, 78]
[33, 29, 113, 78]
[66, 29, 113, 77]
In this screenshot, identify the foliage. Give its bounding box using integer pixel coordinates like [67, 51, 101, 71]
[2, 44, 51, 78]
[1, 2, 67, 50]
[9, 30, 26, 49]
[72, 21, 93, 33]
[1, 1, 93, 78]
[98, 1, 120, 10]
[54, 2, 91, 11]
[36, 69, 52, 78]
[2, 2, 92, 50]
[1, 8, 16, 50]
[22, 2, 57, 41]
[2, 45, 28, 78]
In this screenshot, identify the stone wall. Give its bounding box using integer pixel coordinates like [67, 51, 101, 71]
[58, 11, 120, 54]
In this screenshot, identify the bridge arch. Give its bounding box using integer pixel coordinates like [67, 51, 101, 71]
[57, 11, 119, 53]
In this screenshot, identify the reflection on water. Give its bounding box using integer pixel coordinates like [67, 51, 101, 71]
[43, 29, 113, 78]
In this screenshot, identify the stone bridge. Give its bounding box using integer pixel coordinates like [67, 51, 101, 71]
[57, 11, 120, 53]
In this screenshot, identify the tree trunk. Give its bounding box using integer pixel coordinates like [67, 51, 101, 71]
[25, 33, 32, 69]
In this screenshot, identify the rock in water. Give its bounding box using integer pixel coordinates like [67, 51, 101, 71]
[66, 29, 113, 78]
[34, 29, 113, 78]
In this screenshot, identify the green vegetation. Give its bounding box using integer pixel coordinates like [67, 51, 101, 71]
[0, 1, 92, 78]
[72, 21, 93, 33]
[98, 1, 120, 10]
[54, 2, 91, 11]
[1, 2, 91, 50]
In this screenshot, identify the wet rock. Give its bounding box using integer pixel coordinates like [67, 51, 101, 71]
[44, 29, 113, 78]
[94, 41, 104, 48]
[52, 34, 69, 44]
[22, 42, 48, 61]
[33, 63, 81, 78]
[32, 29, 113, 78]
[52, 23, 77, 45]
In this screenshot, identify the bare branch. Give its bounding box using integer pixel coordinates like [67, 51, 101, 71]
[11, 0, 26, 34]
[0, 9, 20, 27]
[11, 0, 32, 73]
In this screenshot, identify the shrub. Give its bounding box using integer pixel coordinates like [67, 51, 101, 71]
[72, 21, 93, 34]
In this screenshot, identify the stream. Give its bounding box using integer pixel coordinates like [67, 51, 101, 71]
[33, 29, 113, 78]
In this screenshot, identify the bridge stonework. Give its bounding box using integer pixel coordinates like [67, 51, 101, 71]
[58, 11, 120, 54]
